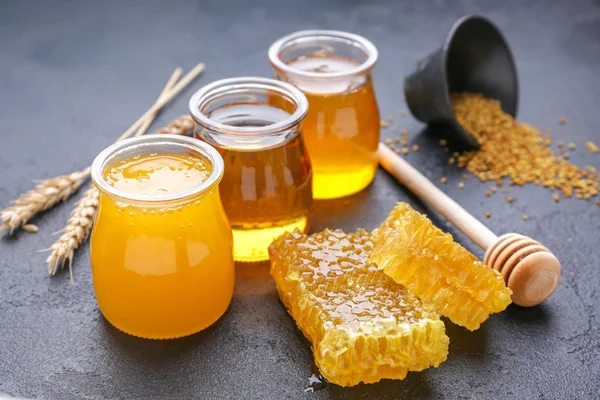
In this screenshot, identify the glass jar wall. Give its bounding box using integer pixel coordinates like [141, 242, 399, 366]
[90, 135, 234, 339]
[269, 30, 380, 199]
[189, 77, 313, 262]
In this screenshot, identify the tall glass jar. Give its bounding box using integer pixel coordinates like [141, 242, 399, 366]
[90, 135, 234, 339]
[269, 30, 380, 200]
[189, 77, 312, 263]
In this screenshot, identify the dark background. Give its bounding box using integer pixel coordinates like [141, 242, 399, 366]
[1, 1, 599, 399]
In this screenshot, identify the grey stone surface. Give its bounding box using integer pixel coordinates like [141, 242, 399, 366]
[1, 0, 599, 399]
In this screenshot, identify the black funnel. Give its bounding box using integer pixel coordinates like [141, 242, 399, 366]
[404, 15, 519, 148]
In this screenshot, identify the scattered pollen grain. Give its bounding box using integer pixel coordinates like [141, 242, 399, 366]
[451, 93, 598, 203]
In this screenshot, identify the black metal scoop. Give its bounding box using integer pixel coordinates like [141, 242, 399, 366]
[404, 15, 519, 148]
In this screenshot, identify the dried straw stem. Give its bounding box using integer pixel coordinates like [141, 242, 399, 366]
[136, 68, 183, 136]
[46, 186, 99, 277]
[115, 63, 205, 142]
[0, 168, 91, 234]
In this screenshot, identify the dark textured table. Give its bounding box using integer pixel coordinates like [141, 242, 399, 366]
[1, 1, 599, 399]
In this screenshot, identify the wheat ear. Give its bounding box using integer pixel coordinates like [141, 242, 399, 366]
[157, 115, 195, 136]
[46, 187, 99, 277]
[0, 168, 90, 234]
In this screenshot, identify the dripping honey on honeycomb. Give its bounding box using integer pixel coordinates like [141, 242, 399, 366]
[269, 228, 449, 387]
[370, 203, 512, 331]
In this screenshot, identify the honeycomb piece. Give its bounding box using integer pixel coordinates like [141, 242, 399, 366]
[269, 228, 449, 387]
[370, 203, 512, 331]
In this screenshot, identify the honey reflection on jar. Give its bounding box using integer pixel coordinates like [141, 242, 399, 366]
[190, 77, 313, 262]
[269, 30, 381, 199]
[90, 136, 234, 339]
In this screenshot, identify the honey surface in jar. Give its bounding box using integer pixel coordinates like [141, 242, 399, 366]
[370, 203, 512, 331]
[104, 153, 210, 195]
[269, 229, 449, 387]
[197, 103, 312, 263]
[286, 56, 380, 199]
[91, 152, 234, 339]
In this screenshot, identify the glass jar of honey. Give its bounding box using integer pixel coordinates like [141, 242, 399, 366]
[189, 77, 312, 263]
[90, 135, 234, 339]
[269, 30, 380, 200]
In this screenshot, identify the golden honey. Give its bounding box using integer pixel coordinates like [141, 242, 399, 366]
[216, 134, 312, 261]
[269, 31, 381, 199]
[104, 154, 210, 195]
[90, 136, 234, 339]
[190, 77, 312, 262]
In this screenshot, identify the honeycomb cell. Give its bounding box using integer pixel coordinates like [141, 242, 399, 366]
[370, 203, 512, 331]
[269, 228, 449, 387]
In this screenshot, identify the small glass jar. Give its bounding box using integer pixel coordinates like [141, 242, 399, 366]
[269, 30, 380, 200]
[90, 135, 234, 339]
[189, 77, 312, 262]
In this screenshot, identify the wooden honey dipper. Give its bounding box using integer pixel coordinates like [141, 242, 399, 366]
[378, 144, 561, 307]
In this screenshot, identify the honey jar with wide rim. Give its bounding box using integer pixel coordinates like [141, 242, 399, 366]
[189, 77, 313, 263]
[90, 135, 234, 339]
[269, 30, 380, 199]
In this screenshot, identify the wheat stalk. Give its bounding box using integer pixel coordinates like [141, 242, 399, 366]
[46, 186, 99, 277]
[115, 63, 205, 142]
[0, 168, 91, 234]
[157, 115, 195, 136]
[136, 68, 183, 136]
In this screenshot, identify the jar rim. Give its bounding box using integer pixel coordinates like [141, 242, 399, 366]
[188, 77, 308, 137]
[268, 30, 379, 80]
[91, 135, 225, 203]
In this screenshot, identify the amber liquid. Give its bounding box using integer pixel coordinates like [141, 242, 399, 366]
[285, 56, 380, 199]
[196, 104, 313, 262]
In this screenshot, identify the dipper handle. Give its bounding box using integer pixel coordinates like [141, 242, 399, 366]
[378, 143, 497, 250]
[378, 143, 561, 307]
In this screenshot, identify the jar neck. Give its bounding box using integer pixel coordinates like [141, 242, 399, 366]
[269, 30, 378, 94]
[274, 70, 373, 96]
[194, 123, 302, 152]
[97, 185, 221, 210]
[189, 77, 308, 152]
[91, 135, 224, 206]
